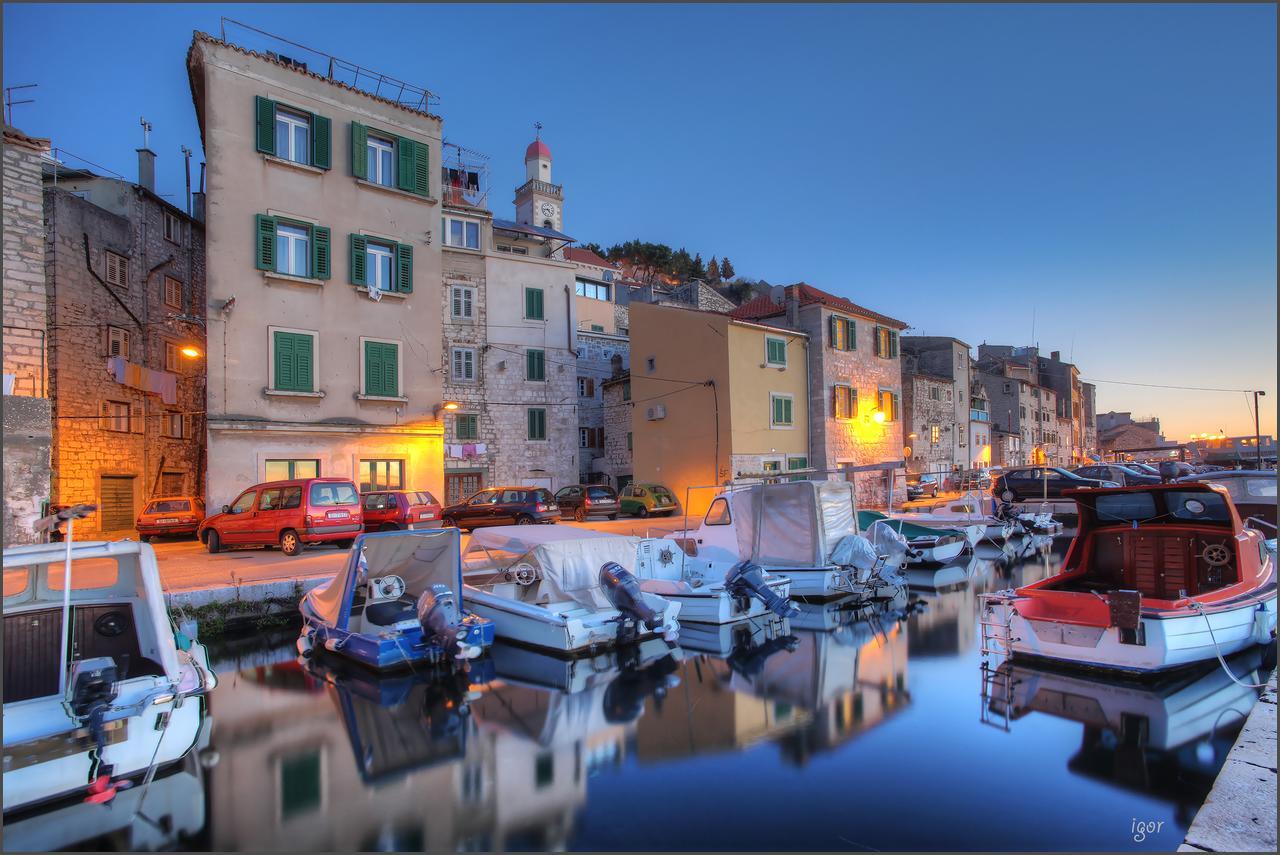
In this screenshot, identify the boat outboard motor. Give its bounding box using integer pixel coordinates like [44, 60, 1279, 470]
[67, 657, 119, 767]
[599, 562, 659, 629]
[602, 653, 681, 723]
[1159, 460, 1178, 483]
[725, 561, 798, 617]
[416, 584, 483, 661]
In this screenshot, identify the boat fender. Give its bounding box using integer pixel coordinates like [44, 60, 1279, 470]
[725, 562, 798, 617]
[296, 631, 315, 658]
[599, 562, 659, 629]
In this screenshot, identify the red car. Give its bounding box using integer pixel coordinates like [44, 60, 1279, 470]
[136, 496, 205, 541]
[199, 477, 363, 556]
[361, 490, 442, 531]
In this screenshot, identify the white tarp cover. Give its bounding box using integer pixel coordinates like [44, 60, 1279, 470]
[307, 529, 461, 629]
[866, 521, 910, 564]
[528, 536, 643, 611]
[729, 480, 856, 568]
[830, 534, 880, 572]
[816, 481, 858, 560]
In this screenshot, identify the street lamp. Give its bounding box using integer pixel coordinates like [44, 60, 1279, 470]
[180, 345, 202, 359]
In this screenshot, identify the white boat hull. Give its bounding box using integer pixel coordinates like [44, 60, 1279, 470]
[987, 594, 1277, 673]
[651, 576, 792, 624]
[463, 586, 680, 655]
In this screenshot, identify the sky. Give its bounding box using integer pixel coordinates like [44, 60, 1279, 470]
[4, 3, 1275, 440]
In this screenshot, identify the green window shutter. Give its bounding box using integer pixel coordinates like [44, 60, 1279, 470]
[890, 331, 899, 358]
[784, 398, 793, 424]
[847, 319, 856, 350]
[311, 114, 331, 169]
[274, 332, 314, 392]
[351, 122, 368, 178]
[396, 137, 416, 192]
[274, 332, 294, 390]
[311, 226, 331, 280]
[527, 408, 547, 440]
[892, 393, 900, 421]
[413, 140, 431, 196]
[526, 349, 545, 381]
[395, 243, 414, 292]
[457, 414, 478, 440]
[255, 96, 276, 154]
[255, 214, 277, 271]
[349, 234, 368, 285]
[525, 288, 544, 319]
[851, 388, 859, 417]
[365, 341, 398, 397]
[767, 338, 786, 364]
[873, 326, 883, 357]
[828, 315, 839, 349]
[788, 457, 807, 470]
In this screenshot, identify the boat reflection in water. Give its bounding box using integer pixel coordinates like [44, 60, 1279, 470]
[1, 697, 213, 851]
[982, 647, 1272, 824]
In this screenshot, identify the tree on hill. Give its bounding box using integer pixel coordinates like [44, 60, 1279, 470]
[706, 257, 721, 282]
[581, 242, 608, 260]
[689, 253, 706, 281]
[719, 256, 736, 280]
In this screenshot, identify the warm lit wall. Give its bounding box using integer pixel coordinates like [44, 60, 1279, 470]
[725, 320, 809, 469]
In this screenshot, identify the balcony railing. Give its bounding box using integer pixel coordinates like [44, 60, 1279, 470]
[514, 178, 562, 200]
[970, 409, 990, 422]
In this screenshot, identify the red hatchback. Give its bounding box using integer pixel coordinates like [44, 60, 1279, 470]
[199, 477, 363, 556]
[361, 490, 443, 531]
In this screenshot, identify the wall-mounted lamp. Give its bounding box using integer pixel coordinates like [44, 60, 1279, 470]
[872, 410, 886, 424]
[180, 345, 202, 359]
[432, 401, 460, 418]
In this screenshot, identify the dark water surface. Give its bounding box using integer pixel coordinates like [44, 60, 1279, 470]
[11, 535, 1273, 852]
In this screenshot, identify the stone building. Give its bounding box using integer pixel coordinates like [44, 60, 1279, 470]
[1081, 382, 1098, 457]
[900, 336, 972, 477]
[975, 345, 1070, 467]
[188, 31, 446, 507]
[599, 372, 633, 489]
[41, 149, 206, 538]
[3, 125, 52, 542]
[731, 283, 908, 508]
[1035, 349, 1088, 463]
[968, 379, 992, 469]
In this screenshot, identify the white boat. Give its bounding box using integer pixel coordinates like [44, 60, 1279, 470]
[674, 479, 902, 599]
[859, 510, 980, 565]
[3, 537, 218, 813]
[460, 526, 681, 654]
[890, 491, 1025, 541]
[980, 483, 1277, 674]
[634, 536, 796, 624]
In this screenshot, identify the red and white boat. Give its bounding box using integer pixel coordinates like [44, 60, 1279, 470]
[981, 483, 1276, 674]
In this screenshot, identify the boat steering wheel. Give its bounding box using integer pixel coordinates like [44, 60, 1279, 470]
[371, 575, 406, 600]
[508, 563, 538, 586]
[1201, 543, 1232, 568]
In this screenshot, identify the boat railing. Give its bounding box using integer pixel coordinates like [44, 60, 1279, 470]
[1244, 516, 1277, 533]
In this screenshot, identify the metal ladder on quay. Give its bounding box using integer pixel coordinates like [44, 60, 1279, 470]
[977, 592, 1020, 731]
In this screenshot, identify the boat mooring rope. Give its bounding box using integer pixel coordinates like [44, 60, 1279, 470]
[1188, 601, 1271, 690]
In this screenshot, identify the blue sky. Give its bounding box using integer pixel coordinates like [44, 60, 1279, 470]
[5, 3, 1275, 438]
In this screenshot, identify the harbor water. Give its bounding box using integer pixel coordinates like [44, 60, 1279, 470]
[5, 534, 1273, 852]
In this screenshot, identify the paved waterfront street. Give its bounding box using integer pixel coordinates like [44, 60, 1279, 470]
[148, 514, 699, 592]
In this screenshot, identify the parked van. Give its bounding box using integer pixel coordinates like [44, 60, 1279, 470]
[199, 478, 363, 556]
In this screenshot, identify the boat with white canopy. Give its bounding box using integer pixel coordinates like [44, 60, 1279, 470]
[461, 526, 682, 654]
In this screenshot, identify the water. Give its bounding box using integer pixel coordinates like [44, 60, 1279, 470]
[6, 536, 1272, 852]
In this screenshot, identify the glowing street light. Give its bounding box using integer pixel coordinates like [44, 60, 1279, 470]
[872, 410, 886, 424]
[180, 345, 202, 359]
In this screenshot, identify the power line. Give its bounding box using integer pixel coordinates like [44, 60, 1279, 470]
[1081, 378, 1261, 393]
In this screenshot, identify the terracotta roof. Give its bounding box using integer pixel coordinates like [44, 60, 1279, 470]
[4, 126, 49, 152]
[187, 32, 443, 122]
[729, 283, 907, 329]
[525, 139, 552, 160]
[563, 247, 614, 268]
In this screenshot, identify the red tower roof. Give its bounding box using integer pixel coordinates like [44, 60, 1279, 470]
[525, 139, 552, 160]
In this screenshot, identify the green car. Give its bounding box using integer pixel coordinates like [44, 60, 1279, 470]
[619, 483, 679, 518]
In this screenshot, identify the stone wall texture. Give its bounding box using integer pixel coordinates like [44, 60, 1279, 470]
[576, 331, 629, 481]
[3, 131, 49, 397]
[3, 395, 52, 543]
[599, 374, 633, 486]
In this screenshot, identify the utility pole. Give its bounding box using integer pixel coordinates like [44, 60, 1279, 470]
[1254, 390, 1266, 469]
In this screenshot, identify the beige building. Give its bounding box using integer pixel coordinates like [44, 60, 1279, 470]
[187, 32, 446, 507]
[630, 301, 810, 515]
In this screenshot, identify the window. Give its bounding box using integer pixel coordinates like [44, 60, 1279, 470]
[264, 459, 320, 480]
[362, 339, 400, 397]
[279, 750, 322, 821]
[255, 215, 331, 280]
[762, 460, 782, 473]
[359, 459, 404, 492]
[524, 287, 544, 320]
[164, 342, 181, 372]
[1019, 406, 1027, 419]
[527, 408, 547, 441]
[833, 384, 857, 420]
[451, 347, 476, 381]
[451, 285, 475, 319]
[230, 491, 258, 515]
[456, 413, 478, 440]
[930, 424, 941, 444]
[579, 427, 591, 449]
[874, 326, 899, 358]
[590, 324, 604, 332]
[349, 235, 412, 293]
[945, 388, 953, 403]
[163, 276, 183, 309]
[162, 411, 185, 439]
[271, 329, 316, 393]
[770, 393, 794, 428]
[256, 96, 330, 169]
[578, 377, 594, 397]
[765, 336, 787, 367]
[101, 400, 130, 432]
[929, 386, 940, 401]
[788, 456, 808, 481]
[367, 242, 394, 290]
[645, 357, 655, 373]
[622, 381, 631, 401]
[575, 279, 610, 301]
[626, 431, 632, 451]
[958, 425, 966, 447]
[496, 243, 528, 255]
[525, 348, 545, 382]
[367, 134, 395, 186]
[878, 389, 900, 421]
[107, 326, 130, 359]
[163, 211, 182, 244]
[828, 315, 856, 351]
[705, 497, 731, 525]
[105, 251, 127, 287]
[443, 216, 481, 249]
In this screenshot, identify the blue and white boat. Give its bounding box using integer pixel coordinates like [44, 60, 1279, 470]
[299, 528, 494, 670]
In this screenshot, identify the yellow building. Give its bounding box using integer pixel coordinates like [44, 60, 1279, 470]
[629, 301, 810, 515]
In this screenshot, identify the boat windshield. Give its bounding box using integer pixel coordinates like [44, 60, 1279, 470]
[1093, 490, 1231, 525]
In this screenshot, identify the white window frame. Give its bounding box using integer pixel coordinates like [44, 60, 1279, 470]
[275, 107, 311, 165]
[770, 393, 795, 429]
[162, 411, 185, 439]
[575, 279, 610, 301]
[451, 347, 476, 381]
[367, 135, 394, 186]
[105, 251, 127, 287]
[107, 326, 131, 360]
[102, 400, 130, 432]
[164, 341, 181, 373]
[765, 335, 788, 367]
[275, 223, 310, 277]
[443, 216, 481, 250]
[267, 325, 319, 393]
[163, 210, 182, 244]
[358, 335, 404, 397]
[366, 241, 395, 291]
[450, 284, 476, 319]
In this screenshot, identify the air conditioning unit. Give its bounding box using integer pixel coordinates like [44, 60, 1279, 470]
[646, 404, 667, 421]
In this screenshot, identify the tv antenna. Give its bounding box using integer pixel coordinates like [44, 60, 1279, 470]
[4, 84, 37, 125]
[140, 116, 152, 148]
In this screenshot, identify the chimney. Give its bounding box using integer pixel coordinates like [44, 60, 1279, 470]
[785, 286, 800, 328]
[191, 191, 206, 223]
[1051, 350, 1060, 361]
[136, 147, 156, 193]
[769, 284, 786, 305]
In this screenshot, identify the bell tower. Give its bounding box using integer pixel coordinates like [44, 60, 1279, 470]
[514, 122, 563, 232]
